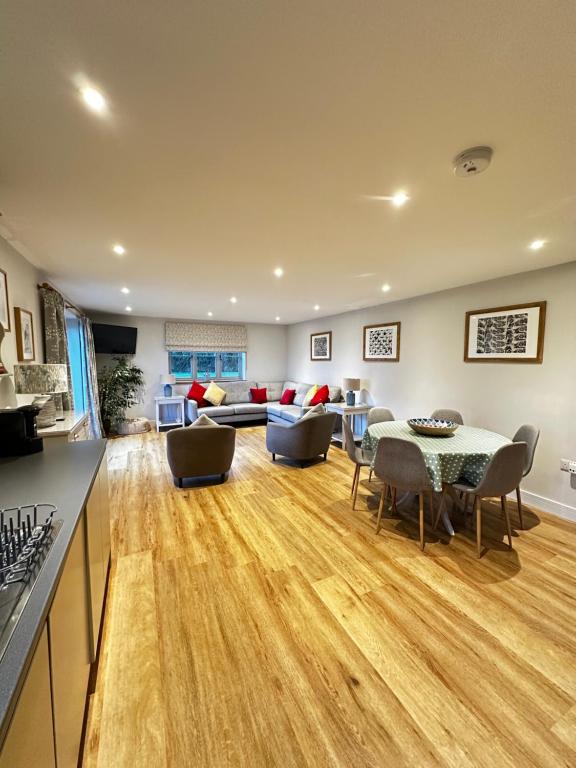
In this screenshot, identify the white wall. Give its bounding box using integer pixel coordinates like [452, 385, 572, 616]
[0, 235, 43, 408]
[89, 312, 288, 420]
[287, 262, 576, 517]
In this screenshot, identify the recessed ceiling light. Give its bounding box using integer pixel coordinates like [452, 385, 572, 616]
[391, 191, 410, 208]
[314, 304, 320, 311]
[529, 239, 546, 251]
[274, 267, 284, 278]
[207, 311, 213, 317]
[112, 244, 126, 256]
[125, 306, 132, 312]
[381, 283, 391, 293]
[230, 296, 237, 304]
[121, 286, 130, 295]
[275, 316, 281, 322]
[80, 86, 107, 113]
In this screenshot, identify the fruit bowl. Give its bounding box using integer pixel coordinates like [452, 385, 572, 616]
[407, 418, 459, 437]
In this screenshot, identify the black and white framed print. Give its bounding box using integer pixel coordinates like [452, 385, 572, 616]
[14, 307, 35, 361]
[0, 269, 9, 332]
[310, 331, 332, 361]
[464, 301, 546, 363]
[363, 322, 400, 362]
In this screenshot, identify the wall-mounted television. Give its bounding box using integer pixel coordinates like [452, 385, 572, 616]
[93, 323, 137, 355]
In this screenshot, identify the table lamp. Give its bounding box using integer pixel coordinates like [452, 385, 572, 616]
[161, 374, 176, 397]
[342, 378, 361, 406]
[14, 363, 69, 428]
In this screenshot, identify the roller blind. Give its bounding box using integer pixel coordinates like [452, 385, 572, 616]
[165, 322, 248, 352]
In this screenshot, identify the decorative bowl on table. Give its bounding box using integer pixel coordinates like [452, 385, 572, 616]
[407, 418, 459, 437]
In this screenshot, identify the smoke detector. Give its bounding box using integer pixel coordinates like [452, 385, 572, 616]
[453, 146, 493, 177]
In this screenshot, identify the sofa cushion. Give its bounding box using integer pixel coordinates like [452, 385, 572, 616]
[190, 413, 219, 427]
[301, 403, 326, 420]
[303, 385, 318, 407]
[280, 388, 296, 405]
[267, 404, 302, 423]
[186, 380, 210, 408]
[204, 381, 226, 406]
[293, 382, 312, 406]
[310, 384, 330, 406]
[250, 387, 267, 404]
[233, 403, 269, 415]
[328, 385, 342, 403]
[257, 381, 283, 401]
[198, 405, 235, 418]
[220, 380, 256, 404]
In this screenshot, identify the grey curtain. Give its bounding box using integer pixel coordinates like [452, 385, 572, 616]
[39, 286, 74, 411]
[82, 316, 104, 439]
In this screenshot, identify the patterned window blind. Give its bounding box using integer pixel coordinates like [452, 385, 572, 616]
[165, 322, 248, 352]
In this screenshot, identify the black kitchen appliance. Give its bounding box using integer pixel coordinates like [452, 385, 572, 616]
[0, 405, 43, 457]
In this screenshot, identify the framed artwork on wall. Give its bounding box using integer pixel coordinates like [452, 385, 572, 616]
[14, 307, 35, 361]
[0, 268, 9, 332]
[310, 331, 332, 361]
[363, 322, 401, 362]
[464, 301, 546, 364]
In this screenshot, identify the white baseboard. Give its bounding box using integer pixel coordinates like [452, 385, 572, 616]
[510, 489, 576, 523]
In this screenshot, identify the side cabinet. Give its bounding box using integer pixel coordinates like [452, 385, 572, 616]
[0, 626, 55, 768]
[85, 452, 111, 660]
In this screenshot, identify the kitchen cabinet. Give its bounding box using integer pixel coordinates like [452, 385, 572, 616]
[48, 515, 92, 768]
[85, 452, 111, 660]
[0, 625, 55, 768]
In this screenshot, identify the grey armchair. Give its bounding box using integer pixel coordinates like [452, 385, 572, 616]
[266, 412, 337, 467]
[166, 424, 236, 487]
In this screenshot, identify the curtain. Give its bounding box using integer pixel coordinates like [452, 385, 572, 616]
[39, 286, 74, 411]
[165, 321, 248, 351]
[82, 316, 104, 439]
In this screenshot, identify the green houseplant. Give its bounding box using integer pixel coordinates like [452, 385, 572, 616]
[98, 356, 145, 435]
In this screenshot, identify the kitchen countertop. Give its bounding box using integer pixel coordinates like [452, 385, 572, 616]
[0, 439, 107, 747]
[37, 409, 87, 438]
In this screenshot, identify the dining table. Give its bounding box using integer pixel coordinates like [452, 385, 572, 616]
[361, 420, 511, 535]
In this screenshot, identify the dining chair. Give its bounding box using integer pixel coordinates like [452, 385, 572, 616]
[373, 437, 434, 550]
[436, 442, 527, 557]
[430, 408, 464, 425]
[512, 424, 540, 529]
[367, 407, 395, 481]
[342, 418, 373, 510]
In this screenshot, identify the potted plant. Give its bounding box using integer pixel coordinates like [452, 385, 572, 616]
[98, 356, 145, 435]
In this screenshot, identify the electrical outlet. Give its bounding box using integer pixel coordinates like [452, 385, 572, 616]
[561, 458, 570, 472]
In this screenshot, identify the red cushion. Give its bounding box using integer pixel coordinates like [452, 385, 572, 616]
[310, 384, 330, 406]
[280, 388, 296, 405]
[250, 387, 267, 404]
[186, 380, 210, 408]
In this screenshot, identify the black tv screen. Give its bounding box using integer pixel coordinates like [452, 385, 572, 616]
[93, 323, 137, 354]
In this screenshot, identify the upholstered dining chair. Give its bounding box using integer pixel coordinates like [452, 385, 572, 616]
[436, 441, 527, 558]
[342, 418, 373, 509]
[366, 407, 395, 481]
[512, 424, 540, 529]
[373, 437, 434, 551]
[430, 408, 464, 425]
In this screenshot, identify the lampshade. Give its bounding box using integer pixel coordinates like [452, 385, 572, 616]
[342, 378, 361, 391]
[14, 364, 69, 395]
[160, 374, 176, 386]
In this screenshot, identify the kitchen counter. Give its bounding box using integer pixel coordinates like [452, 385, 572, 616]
[0, 439, 107, 748]
[37, 409, 87, 439]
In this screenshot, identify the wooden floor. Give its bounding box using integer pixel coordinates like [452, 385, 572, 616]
[84, 426, 576, 768]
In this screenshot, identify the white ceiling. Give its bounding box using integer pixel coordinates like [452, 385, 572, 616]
[1, 1, 575, 324]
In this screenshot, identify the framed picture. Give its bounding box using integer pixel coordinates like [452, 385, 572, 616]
[464, 301, 546, 364]
[14, 308, 35, 361]
[0, 268, 9, 332]
[363, 322, 401, 362]
[310, 331, 332, 361]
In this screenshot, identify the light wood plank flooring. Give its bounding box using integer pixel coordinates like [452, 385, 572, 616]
[84, 426, 576, 767]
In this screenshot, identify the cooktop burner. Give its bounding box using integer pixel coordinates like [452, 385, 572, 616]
[0, 504, 62, 662]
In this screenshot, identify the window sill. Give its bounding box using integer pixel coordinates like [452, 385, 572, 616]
[172, 378, 247, 384]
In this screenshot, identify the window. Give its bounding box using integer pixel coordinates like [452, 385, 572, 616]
[168, 351, 246, 382]
[65, 310, 87, 411]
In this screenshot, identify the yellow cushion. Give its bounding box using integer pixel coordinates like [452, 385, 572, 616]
[204, 381, 226, 406]
[302, 384, 318, 407]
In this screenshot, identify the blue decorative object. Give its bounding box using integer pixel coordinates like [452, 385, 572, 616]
[164, 383, 173, 397]
[346, 390, 356, 406]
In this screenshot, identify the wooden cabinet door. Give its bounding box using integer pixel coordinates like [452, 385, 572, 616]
[99, 455, 111, 569]
[48, 516, 91, 768]
[0, 625, 55, 768]
[86, 468, 106, 661]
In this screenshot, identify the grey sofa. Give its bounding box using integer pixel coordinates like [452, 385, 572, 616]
[266, 412, 338, 467]
[183, 379, 342, 426]
[166, 423, 236, 486]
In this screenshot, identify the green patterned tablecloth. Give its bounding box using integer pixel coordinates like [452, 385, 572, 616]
[361, 421, 510, 492]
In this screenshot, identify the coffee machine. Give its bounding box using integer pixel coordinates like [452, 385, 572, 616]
[0, 404, 44, 457]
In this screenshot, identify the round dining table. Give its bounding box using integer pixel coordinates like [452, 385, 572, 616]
[361, 420, 511, 535]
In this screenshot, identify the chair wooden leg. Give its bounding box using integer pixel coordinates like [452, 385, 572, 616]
[501, 496, 513, 550]
[515, 486, 524, 530]
[418, 492, 425, 550]
[475, 496, 482, 558]
[376, 483, 388, 534]
[351, 464, 360, 499]
[352, 465, 360, 510]
[272, 453, 276, 461]
[368, 469, 373, 482]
